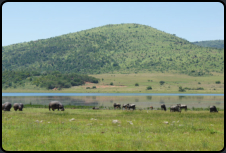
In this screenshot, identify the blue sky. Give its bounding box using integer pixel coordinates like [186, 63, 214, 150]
[2, 2, 224, 46]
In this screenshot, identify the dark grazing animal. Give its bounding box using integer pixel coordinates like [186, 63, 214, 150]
[2, 102, 12, 111]
[123, 103, 136, 110]
[113, 103, 121, 109]
[129, 104, 136, 110]
[93, 107, 99, 110]
[150, 106, 153, 110]
[13, 103, 24, 111]
[49, 101, 64, 111]
[161, 104, 166, 111]
[177, 104, 187, 111]
[122, 104, 128, 109]
[210, 106, 218, 112]
[170, 105, 181, 112]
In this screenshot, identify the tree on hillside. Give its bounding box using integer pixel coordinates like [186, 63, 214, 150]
[215, 81, 221, 84]
[179, 86, 186, 92]
[147, 86, 152, 90]
[159, 81, 165, 85]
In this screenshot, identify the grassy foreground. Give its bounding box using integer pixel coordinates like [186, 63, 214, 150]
[2, 108, 224, 151]
[2, 73, 224, 93]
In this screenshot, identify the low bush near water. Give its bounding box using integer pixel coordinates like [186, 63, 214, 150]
[146, 86, 152, 90]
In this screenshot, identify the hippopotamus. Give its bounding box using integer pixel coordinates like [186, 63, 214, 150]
[2, 102, 12, 111]
[161, 104, 166, 111]
[210, 106, 218, 112]
[49, 101, 64, 111]
[13, 103, 24, 111]
[113, 103, 121, 109]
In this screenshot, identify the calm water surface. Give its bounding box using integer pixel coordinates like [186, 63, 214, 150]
[2, 93, 224, 109]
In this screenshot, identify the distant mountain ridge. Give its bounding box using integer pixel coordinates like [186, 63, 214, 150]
[2, 23, 224, 76]
[191, 40, 224, 49]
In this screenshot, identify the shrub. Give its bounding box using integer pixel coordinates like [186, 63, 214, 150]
[92, 86, 96, 89]
[196, 87, 204, 90]
[147, 86, 152, 90]
[86, 87, 91, 89]
[159, 81, 165, 85]
[113, 63, 119, 67]
[71, 81, 79, 86]
[215, 81, 221, 84]
[47, 83, 55, 90]
[91, 79, 99, 83]
[198, 82, 201, 84]
[64, 83, 72, 88]
[110, 82, 113, 85]
[179, 86, 186, 92]
[135, 83, 139, 86]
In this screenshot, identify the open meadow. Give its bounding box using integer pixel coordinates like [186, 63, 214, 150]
[2, 73, 224, 93]
[2, 108, 224, 151]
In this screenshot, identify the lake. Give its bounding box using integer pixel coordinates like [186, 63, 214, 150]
[2, 93, 224, 109]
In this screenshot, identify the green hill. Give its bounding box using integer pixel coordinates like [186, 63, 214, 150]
[191, 40, 224, 49]
[2, 23, 224, 76]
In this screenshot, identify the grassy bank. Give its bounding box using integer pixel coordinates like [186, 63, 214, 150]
[2, 73, 224, 93]
[2, 108, 224, 151]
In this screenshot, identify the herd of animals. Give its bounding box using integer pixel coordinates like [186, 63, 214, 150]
[112, 103, 218, 112]
[2, 101, 219, 113]
[2, 101, 64, 111]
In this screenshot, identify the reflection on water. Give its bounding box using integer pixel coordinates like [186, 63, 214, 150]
[178, 96, 204, 100]
[2, 95, 224, 109]
[146, 96, 152, 100]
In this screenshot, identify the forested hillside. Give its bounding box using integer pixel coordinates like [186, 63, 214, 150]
[2, 23, 224, 76]
[191, 40, 224, 49]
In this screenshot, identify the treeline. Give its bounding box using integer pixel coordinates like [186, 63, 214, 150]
[192, 40, 224, 49]
[2, 71, 99, 90]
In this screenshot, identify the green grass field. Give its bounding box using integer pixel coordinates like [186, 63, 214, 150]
[2, 73, 224, 93]
[2, 108, 224, 151]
